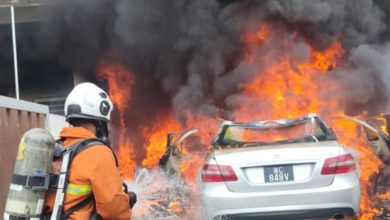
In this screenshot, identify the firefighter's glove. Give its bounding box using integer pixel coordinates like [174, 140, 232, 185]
[128, 191, 137, 209]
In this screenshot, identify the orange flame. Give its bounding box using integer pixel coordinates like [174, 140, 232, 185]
[373, 114, 389, 136]
[237, 24, 383, 219]
[98, 62, 136, 179]
[244, 24, 269, 63]
[167, 201, 184, 214]
[331, 119, 383, 219]
[142, 114, 181, 168]
[142, 112, 217, 182]
[311, 42, 343, 72]
[180, 154, 205, 183]
[177, 113, 220, 183]
[97, 22, 386, 219]
[377, 191, 390, 200]
[236, 39, 343, 121]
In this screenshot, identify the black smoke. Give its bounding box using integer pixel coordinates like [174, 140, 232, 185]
[4, 0, 390, 121]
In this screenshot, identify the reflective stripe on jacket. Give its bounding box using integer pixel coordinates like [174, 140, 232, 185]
[66, 183, 92, 196]
[44, 127, 132, 220]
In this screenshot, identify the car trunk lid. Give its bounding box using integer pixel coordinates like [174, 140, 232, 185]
[212, 140, 341, 192]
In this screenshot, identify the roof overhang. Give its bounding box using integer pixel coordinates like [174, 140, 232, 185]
[0, 1, 56, 24]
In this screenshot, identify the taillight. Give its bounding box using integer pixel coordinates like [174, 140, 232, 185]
[202, 164, 238, 182]
[321, 153, 356, 175]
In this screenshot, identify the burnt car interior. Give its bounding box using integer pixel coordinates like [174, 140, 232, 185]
[215, 116, 337, 149]
[338, 116, 390, 196]
[159, 129, 198, 170]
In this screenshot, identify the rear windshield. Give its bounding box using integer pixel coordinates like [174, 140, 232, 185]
[218, 118, 334, 148]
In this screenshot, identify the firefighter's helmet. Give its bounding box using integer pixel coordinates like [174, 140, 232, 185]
[64, 82, 113, 122]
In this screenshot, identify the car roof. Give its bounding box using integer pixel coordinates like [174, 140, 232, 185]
[221, 113, 320, 129]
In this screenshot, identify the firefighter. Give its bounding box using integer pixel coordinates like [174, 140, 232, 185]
[44, 82, 136, 219]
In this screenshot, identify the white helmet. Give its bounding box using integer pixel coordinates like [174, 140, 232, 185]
[64, 82, 113, 122]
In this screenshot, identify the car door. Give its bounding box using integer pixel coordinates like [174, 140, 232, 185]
[337, 116, 390, 194]
[340, 116, 390, 163]
[159, 129, 198, 174]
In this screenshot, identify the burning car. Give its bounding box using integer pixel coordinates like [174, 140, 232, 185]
[336, 116, 390, 219]
[201, 114, 360, 220]
[159, 128, 200, 174]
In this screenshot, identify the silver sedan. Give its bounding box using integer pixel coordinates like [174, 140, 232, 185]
[201, 114, 360, 220]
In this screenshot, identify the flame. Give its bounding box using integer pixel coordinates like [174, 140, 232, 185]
[377, 192, 390, 200]
[177, 113, 220, 183]
[180, 154, 205, 183]
[182, 112, 220, 145]
[236, 24, 384, 219]
[167, 201, 184, 214]
[142, 112, 217, 182]
[373, 114, 389, 136]
[244, 24, 269, 63]
[331, 119, 383, 219]
[311, 42, 343, 72]
[236, 39, 343, 121]
[142, 114, 181, 168]
[97, 22, 387, 219]
[98, 62, 136, 179]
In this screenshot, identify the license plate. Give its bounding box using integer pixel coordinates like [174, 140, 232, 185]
[264, 165, 294, 183]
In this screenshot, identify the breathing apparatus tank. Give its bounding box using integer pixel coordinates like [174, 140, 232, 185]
[4, 128, 55, 220]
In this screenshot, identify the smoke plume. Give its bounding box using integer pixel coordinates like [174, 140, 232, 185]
[2, 0, 390, 126]
[26, 0, 390, 118]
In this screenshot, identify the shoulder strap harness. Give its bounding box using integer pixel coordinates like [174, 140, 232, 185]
[50, 138, 117, 220]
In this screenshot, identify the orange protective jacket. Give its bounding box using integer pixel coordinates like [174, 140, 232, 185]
[44, 127, 132, 220]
